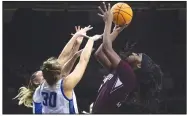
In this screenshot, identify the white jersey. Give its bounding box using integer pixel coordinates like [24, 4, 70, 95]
[33, 79, 78, 114]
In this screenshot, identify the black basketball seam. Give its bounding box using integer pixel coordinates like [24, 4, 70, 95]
[114, 5, 132, 17]
[114, 7, 131, 13]
[119, 13, 126, 25]
[117, 5, 131, 9]
[117, 4, 124, 25]
[116, 4, 121, 9]
[118, 9, 132, 17]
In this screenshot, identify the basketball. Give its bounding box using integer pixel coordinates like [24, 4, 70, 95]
[111, 3, 133, 26]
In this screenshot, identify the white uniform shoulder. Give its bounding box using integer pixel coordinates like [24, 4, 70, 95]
[33, 86, 42, 103]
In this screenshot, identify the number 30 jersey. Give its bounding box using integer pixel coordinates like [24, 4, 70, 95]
[33, 79, 79, 114]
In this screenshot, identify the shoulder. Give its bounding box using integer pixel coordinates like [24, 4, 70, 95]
[116, 60, 131, 71]
[33, 86, 42, 103]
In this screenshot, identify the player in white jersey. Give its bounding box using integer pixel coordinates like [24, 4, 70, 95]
[33, 77, 79, 113]
[32, 26, 102, 114]
[13, 26, 97, 109]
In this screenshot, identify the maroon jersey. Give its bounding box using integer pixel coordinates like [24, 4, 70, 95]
[92, 60, 136, 114]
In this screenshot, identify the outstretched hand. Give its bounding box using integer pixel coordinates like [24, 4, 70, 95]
[73, 26, 85, 43]
[71, 26, 82, 35]
[89, 34, 103, 41]
[72, 25, 93, 38]
[113, 24, 127, 32]
[98, 2, 113, 23]
[80, 34, 103, 42]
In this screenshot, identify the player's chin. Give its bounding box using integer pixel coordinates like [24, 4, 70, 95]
[126, 56, 135, 63]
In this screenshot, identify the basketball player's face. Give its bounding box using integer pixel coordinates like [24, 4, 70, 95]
[126, 53, 142, 69]
[33, 71, 44, 85]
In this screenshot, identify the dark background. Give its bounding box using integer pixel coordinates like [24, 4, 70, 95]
[3, 1, 186, 114]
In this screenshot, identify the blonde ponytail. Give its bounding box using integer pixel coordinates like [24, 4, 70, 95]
[13, 86, 34, 108]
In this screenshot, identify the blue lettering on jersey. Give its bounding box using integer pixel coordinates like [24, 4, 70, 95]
[41, 92, 57, 107]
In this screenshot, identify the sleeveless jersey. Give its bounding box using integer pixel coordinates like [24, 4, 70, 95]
[33, 79, 79, 114]
[92, 60, 136, 113]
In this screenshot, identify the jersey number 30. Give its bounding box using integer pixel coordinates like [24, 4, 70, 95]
[42, 92, 57, 107]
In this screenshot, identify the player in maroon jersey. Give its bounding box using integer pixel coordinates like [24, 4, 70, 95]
[92, 2, 163, 114]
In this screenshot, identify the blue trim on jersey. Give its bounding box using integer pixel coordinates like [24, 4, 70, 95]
[60, 79, 73, 101]
[33, 102, 42, 114]
[69, 100, 75, 114]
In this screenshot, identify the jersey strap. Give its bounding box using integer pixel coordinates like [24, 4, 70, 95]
[60, 79, 73, 101]
[60, 79, 76, 114]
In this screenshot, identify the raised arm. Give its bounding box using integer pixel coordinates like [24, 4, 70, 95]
[61, 49, 83, 76]
[98, 3, 136, 91]
[98, 2, 121, 69]
[94, 25, 126, 70]
[57, 26, 90, 66]
[63, 32, 102, 98]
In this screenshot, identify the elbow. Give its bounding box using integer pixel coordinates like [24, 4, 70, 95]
[102, 45, 112, 56]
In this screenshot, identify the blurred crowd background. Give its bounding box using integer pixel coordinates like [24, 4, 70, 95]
[3, 1, 186, 114]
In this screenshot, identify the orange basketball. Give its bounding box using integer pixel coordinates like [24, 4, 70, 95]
[111, 2, 133, 26]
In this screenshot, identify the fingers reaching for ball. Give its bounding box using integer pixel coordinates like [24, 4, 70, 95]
[111, 3, 133, 26]
[107, 3, 111, 11]
[103, 2, 107, 12]
[98, 2, 113, 23]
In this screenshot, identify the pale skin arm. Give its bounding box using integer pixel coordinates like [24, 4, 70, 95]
[57, 26, 89, 66]
[63, 38, 95, 99]
[60, 26, 92, 76]
[62, 48, 95, 76]
[62, 32, 102, 99]
[61, 49, 83, 77]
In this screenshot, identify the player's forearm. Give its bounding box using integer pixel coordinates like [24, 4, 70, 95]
[58, 35, 79, 61]
[73, 39, 94, 83]
[66, 38, 83, 60]
[95, 44, 112, 69]
[64, 39, 94, 90]
[62, 50, 82, 76]
[58, 36, 83, 65]
[95, 31, 117, 56]
[110, 31, 120, 42]
[80, 39, 94, 62]
[95, 28, 119, 60]
[103, 21, 113, 51]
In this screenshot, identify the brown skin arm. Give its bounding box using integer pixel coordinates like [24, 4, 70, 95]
[94, 25, 126, 70]
[94, 45, 112, 69]
[98, 2, 122, 69]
